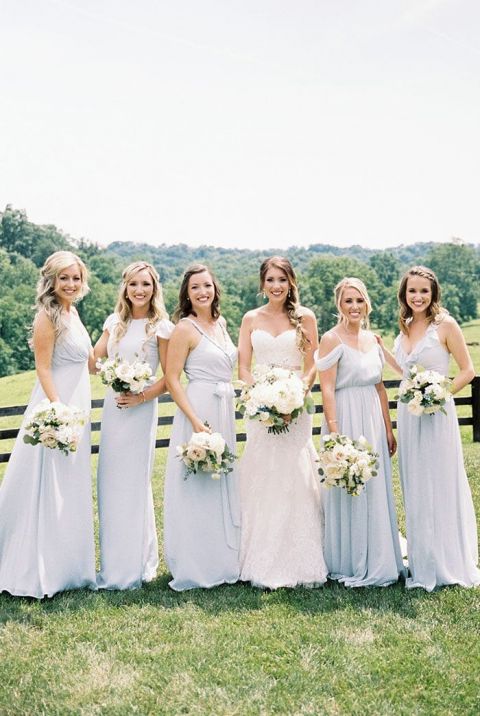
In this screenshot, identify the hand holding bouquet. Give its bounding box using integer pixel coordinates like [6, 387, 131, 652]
[397, 364, 452, 416]
[176, 428, 236, 480]
[317, 433, 378, 496]
[237, 364, 314, 435]
[97, 354, 153, 394]
[23, 399, 88, 456]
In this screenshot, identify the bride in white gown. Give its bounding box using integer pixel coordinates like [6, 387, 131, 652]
[238, 256, 327, 589]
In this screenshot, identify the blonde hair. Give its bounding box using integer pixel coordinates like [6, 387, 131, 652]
[34, 251, 89, 339]
[334, 277, 372, 330]
[112, 261, 169, 346]
[398, 265, 445, 335]
[260, 256, 310, 353]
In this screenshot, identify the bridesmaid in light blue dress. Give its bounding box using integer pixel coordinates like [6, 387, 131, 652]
[164, 264, 240, 591]
[317, 278, 404, 587]
[95, 262, 174, 590]
[0, 252, 96, 598]
[387, 266, 479, 591]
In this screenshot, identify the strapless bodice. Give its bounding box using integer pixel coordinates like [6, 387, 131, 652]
[251, 329, 302, 370]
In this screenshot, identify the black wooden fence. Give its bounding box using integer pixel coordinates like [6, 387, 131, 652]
[0, 377, 479, 463]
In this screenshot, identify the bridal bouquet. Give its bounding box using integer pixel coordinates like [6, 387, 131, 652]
[317, 433, 378, 496]
[176, 429, 236, 480]
[23, 399, 88, 456]
[237, 364, 314, 435]
[97, 354, 153, 394]
[397, 364, 452, 416]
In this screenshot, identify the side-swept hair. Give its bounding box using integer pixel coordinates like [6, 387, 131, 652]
[172, 264, 221, 323]
[334, 277, 372, 330]
[260, 256, 309, 353]
[34, 250, 89, 339]
[111, 261, 169, 346]
[398, 265, 445, 334]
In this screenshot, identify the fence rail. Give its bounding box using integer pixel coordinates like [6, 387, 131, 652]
[1, 377, 479, 463]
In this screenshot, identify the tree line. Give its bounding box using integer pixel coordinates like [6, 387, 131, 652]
[1, 204, 479, 377]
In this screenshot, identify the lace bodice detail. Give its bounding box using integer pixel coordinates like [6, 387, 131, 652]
[251, 329, 302, 370]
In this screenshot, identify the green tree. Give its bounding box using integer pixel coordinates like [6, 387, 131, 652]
[303, 256, 382, 335]
[425, 243, 479, 323]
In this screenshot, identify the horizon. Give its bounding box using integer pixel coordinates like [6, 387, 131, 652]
[1, 1, 480, 251]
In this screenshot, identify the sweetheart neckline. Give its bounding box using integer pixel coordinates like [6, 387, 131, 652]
[251, 328, 296, 339]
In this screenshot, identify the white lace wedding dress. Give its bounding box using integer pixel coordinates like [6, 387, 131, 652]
[239, 329, 327, 589]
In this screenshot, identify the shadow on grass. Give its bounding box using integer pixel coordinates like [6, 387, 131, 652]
[0, 572, 447, 625]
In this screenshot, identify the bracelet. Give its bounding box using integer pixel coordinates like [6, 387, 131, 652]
[140, 391, 146, 403]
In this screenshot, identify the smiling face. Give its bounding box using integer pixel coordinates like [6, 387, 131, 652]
[187, 270, 215, 313]
[405, 275, 433, 317]
[126, 268, 154, 314]
[262, 266, 290, 305]
[54, 263, 84, 306]
[339, 286, 366, 325]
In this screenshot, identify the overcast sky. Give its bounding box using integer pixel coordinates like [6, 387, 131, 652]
[1, 0, 479, 251]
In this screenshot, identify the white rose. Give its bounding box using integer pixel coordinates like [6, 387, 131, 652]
[208, 433, 226, 456]
[134, 362, 152, 379]
[245, 400, 260, 417]
[115, 363, 135, 383]
[56, 426, 75, 445]
[190, 432, 210, 448]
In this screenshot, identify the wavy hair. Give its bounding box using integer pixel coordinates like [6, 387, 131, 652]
[260, 256, 309, 353]
[172, 264, 221, 323]
[398, 265, 445, 335]
[334, 277, 372, 330]
[111, 261, 169, 346]
[34, 251, 89, 339]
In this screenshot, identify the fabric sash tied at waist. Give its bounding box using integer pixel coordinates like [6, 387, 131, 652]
[210, 380, 241, 550]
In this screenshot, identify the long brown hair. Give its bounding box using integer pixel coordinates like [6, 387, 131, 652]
[172, 264, 221, 323]
[260, 256, 309, 352]
[398, 265, 444, 334]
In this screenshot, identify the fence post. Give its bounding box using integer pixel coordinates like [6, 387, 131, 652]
[472, 376, 480, 443]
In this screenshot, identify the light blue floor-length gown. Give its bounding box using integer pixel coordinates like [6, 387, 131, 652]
[316, 336, 404, 587]
[239, 329, 327, 589]
[0, 316, 96, 598]
[97, 314, 174, 590]
[163, 318, 241, 591]
[395, 323, 480, 590]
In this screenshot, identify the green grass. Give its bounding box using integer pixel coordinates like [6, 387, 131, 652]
[0, 329, 480, 715]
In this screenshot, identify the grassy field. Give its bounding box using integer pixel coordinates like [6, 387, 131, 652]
[0, 324, 479, 714]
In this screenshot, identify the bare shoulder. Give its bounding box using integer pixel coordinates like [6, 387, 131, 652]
[436, 312, 460, 336]
[241, 309, 259, 328]
[319, 329, 341, 350]
[296, 305, 316, 320]
[33, 309, 54, 332]
[171, 319, 195, 339]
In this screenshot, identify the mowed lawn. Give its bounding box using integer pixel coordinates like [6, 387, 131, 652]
[0, 324, 479, 715]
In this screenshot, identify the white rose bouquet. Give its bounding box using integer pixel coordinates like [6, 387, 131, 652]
[23, 399, 88, 456]
[237, 364, 314, 435]
[176, 428, 236, 480]
[397, 364, 452, 416]
[317, 433, 379, 496]
[97, 354, 153, 394]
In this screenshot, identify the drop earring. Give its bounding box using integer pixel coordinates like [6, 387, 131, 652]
[263, 291, 266, 299]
